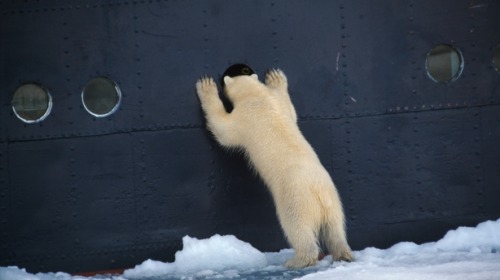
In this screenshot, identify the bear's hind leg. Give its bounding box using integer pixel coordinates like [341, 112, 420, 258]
[321, 218, 354, 262]
[278, 210, 320, 269]
[284, 226, 319, 269]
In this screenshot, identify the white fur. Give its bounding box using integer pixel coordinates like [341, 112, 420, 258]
[196, 69, 353, 268]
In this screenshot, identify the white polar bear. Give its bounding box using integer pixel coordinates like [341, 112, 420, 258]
[196, 69, 353, 268]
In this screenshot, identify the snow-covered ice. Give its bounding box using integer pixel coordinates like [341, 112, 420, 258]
[123, 234, 268, 279]
[1, 218, 499, 280]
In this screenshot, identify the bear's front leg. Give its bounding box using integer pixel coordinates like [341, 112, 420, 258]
[196, 76, 222, 114]
[265, 69, 297, 122]
[196, 77, 239, 147]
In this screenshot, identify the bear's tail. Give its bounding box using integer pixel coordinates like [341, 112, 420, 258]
[321, 210, 354, 262]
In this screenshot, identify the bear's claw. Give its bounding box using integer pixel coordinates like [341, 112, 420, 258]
[265, 68, 288, 90]
[196, 76, 217, 99]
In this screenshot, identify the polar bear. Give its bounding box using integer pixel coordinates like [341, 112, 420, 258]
[196, 69, 353, 268]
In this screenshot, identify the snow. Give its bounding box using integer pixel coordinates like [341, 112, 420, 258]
[123, 235, 267, 278]
[1, 219, 500, 280]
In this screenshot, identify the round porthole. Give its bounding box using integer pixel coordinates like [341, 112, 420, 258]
[425, 44, 464, 83]
[493, 43, 500, 73]
[221, 63, 256, 87]
[82, 77, 121, 117]
[11, 83, 52, 123]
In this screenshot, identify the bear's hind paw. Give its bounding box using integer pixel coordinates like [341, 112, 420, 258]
[333, 249, 354, 263]
[284, 255, 317, 270]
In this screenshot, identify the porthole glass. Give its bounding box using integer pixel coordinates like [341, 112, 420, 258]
[426, 44, 464, 83]
[11, 83, 52, 123]
[493, 43, 500, 73]
[82, 77, 121, 117]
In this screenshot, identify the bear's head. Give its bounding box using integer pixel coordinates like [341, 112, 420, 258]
[223, 74, 265, 103]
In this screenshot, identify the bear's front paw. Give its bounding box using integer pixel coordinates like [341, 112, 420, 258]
[265, 68, 288, 89]
[196, 76, 218, 100]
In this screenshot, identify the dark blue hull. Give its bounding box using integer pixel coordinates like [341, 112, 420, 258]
[1, 0, 499, 274]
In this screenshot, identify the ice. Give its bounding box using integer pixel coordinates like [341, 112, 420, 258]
[299, 218, 500, 280]
[123, 234, 267, 278]
[435, 219, 500, 253]
[1, 218, 500, 280]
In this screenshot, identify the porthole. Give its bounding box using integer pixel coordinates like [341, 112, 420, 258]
[221, 63, 256, 87]
[82, 77, 121, 117]
[425, 44, 464, 83]
[493, 43, 500, 73]
[11, 83, 52, 123]
[218, 64, 256, 112]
